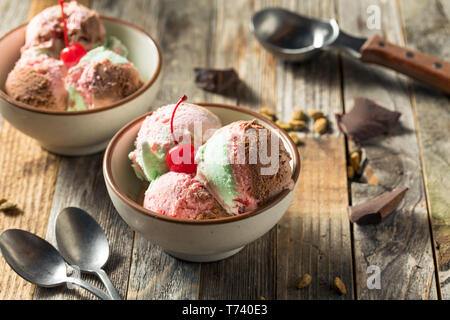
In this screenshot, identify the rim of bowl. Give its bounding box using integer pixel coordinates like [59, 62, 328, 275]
[103, 102, 301, 225]
[0, 16, 162, 116]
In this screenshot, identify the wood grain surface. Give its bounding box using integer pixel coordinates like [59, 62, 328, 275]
[32, 0, 137, 301]
[277, 137, 352, 299]
[34, 155, 134, 300]
[398, 0, 450, 299]
[0, 0, 448, 300]
[273, 0, 353, 300]
[28, 0, 89, 14]
[97, 0, 214, 300]
[198, 0, 279, 300]
[338, 0, 438, 299]
[0, 0, 58, 301]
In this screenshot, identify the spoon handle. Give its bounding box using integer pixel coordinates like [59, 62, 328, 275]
[94, 269, 122, 300]
[66, 277, 112, 300]
[360, 35, 450, 94]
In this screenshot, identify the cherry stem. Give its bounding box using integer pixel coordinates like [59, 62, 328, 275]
[59, 0, 69, 47]
[170, 95, 187, 145]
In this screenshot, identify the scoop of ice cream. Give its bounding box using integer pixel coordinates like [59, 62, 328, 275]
[65, 47, 143, 111]
[144, 172, 229, 220]
[5, 50, 67, 110]
[196, 120, 293, 215]
[25, 1, 105, 55]
[129, 103, 222, 182]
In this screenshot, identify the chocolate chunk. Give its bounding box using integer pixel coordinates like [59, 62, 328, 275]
[194, 68, 239, 93]
[348, 187, 408, 225]
[335, 98, 401, 144]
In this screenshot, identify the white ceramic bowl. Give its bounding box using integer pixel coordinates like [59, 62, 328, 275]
[0, 17, 161, 156]
[103, 103, 301, 262]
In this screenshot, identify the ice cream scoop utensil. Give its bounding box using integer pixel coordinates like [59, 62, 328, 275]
[251, 7, 450, 94]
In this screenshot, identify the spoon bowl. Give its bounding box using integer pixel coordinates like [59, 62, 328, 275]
[55, 207, 122, 300]
[0, 229, 67, 287]
[56, 207, 109, 271]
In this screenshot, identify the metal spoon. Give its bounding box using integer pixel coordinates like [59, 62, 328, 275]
[0, 229, 111, 300]
[251, 7, 450, 94]
[55, 207, 122, 300]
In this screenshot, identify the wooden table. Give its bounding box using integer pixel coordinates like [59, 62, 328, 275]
[0, 0, 448, 300]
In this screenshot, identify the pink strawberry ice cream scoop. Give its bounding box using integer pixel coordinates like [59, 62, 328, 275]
[129, 103, 222, 182]
[25, 1, 105, 56]
[196, 120, 294, 215]
[5, 49, 68, 110]
[144, 172, 229, 220]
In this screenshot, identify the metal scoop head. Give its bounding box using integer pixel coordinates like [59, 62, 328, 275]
[251, 7, 365, 61]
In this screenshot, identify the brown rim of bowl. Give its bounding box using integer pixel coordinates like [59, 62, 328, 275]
[103, 102, 301, 225]
[0, 16, 162, 116]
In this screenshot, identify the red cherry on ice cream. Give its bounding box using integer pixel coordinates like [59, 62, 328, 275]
[166, 144, 197, 174]
[59, 0, 86, 67]
[166, 95, 197, 174]
[60, 43, 87, 67]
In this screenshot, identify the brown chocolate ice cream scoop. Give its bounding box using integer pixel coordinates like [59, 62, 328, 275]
[196, 119, 295, 215]
[90, 61, 144, 108]
[231, 120, 294, 205]
[5, 67, 67, 111]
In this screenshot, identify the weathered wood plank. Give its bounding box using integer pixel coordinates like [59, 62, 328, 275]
[198, 0, 278, 300]
[338, 0, 438, 299]
[0, 0, 63, 301]
[199, 0, 353, 300]
[277, 137, 352, 299]
[12, 0, 134, 301]
[0, 122, 60, 301]
[274, 0, 341, 130]
[24, 0, 134, 301]
[273, 0, 353, 300]
[28, 0, 89, 15]
[206, 0, 270, 108]
[0, 1, 31, 34]
[90, 0, 215, 300]
[398, 0, 450, 299]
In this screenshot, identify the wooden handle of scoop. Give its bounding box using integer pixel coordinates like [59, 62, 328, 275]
[360, 35, 450, 94]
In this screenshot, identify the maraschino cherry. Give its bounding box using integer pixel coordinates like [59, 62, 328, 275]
[166, 95, 198, 174]
[59, 0, 87, 67]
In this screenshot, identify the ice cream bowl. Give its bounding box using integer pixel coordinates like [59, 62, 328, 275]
[103, 103, 301, 262]
[0, 16, 162, 156]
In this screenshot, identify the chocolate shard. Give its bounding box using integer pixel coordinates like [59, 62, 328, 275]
[348, 187, 408, 225]
[335, 97, 401, 144]
[194, 68, 239, 93]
